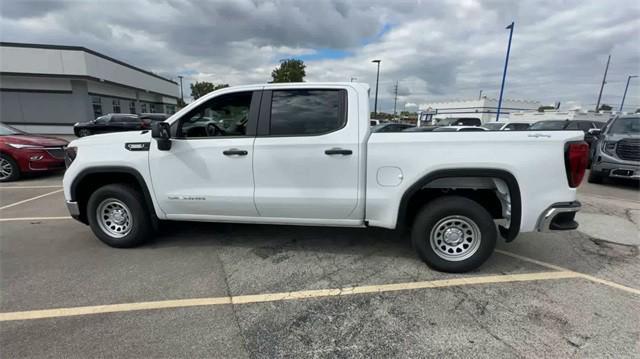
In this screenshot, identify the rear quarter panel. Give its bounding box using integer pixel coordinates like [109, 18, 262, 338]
[365, 131, 584, 232]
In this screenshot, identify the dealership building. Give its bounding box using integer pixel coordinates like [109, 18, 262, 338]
[0, 42, 179, 134]
[418, 96, 541, 124]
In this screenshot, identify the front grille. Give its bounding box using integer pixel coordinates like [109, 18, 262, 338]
[45, 147, 65, 159]
[616, 139, 640, 162]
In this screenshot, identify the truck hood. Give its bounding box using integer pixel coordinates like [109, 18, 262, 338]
[1, 134, 68, 147]
[69, 130, 151, 147]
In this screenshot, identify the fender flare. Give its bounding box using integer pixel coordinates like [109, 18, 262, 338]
[70, 166, 158, 227]
[397, 168, 522, 241]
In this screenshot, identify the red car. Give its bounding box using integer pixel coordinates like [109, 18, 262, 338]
[0, 123, 68, 182]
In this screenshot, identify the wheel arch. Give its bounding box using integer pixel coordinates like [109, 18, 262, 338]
[70, 166, 158, 227]
[397, 168, 522, 241]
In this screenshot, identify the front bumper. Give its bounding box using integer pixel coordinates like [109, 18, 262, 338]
[66, 200, 81, 220]
[594, 161, 640, 180]
[536, 201, 581, 232]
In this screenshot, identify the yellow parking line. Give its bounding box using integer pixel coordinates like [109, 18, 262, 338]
[496, 249, 640, 295]
[0, 271, 579, 322]
[0, 216, 72, 222]
[0, 185, 62, 189]
[0, 189, 63, 210]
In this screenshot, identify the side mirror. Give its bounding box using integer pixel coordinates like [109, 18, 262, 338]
[587, 128, 602, 137]
[152, 122, 172, 151]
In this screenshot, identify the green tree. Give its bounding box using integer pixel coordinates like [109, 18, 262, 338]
[598, 104, 612, 111]
[271, 59, 306, 83]
[190, 81, 229, 100]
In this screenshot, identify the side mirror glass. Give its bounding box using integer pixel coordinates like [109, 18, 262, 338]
[152, 122, 172, 151]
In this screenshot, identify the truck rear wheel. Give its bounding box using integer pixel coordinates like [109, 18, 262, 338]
[411, 196, 497, 273]
[87, 184, 153, 248]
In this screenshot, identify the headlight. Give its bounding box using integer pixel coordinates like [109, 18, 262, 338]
[64, 146, 78, 167]
[7, 143, 43, 149]
[602, 141, 616, 156]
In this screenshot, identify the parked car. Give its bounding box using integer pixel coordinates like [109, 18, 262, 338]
[74, 114, 150, 137]
[139, 113, 169, 126]
[433, 126, 488, 132]
[434, 117, 482, 127]
[482, 122, 532, 131]
[0, 123, 68, 182]
[63, 83, 587, 273]
[371, 123, 414, 132]
[529, 120, 606, 155]
[588, 115, 640, 183]
[403, 126, 437, 132]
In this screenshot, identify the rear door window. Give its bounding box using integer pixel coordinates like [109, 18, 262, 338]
[269, 90, 346, 136]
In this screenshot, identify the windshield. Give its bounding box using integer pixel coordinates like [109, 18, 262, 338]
[529, 120, 567, 130]
[608, 117, 640, 135]
[0, 123, 25, 135]
[483, 123, 504, 130]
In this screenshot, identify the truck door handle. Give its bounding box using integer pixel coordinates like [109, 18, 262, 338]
[325, 148, 352, 156]
[223, 149, 248, 156]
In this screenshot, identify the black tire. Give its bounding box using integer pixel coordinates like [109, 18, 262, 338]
[587, 170, 604, 184]
[411, 196, 497, 273]
[87, 184, 153, 248]
[77, 128, 92, 137]
[0, 153, 20, 182]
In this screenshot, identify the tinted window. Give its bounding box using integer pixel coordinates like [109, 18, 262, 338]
[505, 123, 531, 131]
[578, 121, 594, 132]
[593, 121, 607, 129]
[608, 117, 640, 135]
[179, 91, 252, 138]
[114, 115, 139, 123]
[270, 90, 345, 136]
[529, 121, 567, 130]
[565, 122, 580, 130]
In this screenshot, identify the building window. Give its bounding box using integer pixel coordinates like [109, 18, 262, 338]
[150, 103, 156, 113]
[112, 99, 121, 113]
[129, 101, 136, 114]
[141, 103, 147, 113]
[166, 105, 176, 114]
[92, 96, 102, 119]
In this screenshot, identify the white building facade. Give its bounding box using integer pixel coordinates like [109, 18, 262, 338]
[419, 97, 541, 124]
[0, 42, 179, 134]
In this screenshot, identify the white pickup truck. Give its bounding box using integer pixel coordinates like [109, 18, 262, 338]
[63, 83, 589, 272]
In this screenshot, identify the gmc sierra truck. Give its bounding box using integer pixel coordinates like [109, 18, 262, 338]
[62, 83, 589, 272]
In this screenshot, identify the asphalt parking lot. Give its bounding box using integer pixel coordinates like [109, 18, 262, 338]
[1, 172, 639, 358]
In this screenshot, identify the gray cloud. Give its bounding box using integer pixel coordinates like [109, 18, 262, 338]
[1, 0, 639, 111]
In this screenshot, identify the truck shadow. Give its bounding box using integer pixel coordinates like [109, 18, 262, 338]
[150, 220, 415, 260]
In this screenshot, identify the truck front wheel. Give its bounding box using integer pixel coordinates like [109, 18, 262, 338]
[412, 196, 497, 273]
[87, 184, 153, 248]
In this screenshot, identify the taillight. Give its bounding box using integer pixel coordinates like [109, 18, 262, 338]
[564, 142, 589, 188]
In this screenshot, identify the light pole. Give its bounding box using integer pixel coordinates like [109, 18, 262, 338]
[372, 60, 381, 118]
[619, 75, 638, 112]
[496, 21, 514, 122]
[177, 75, 184, 103]
[595, 54, 611, 112]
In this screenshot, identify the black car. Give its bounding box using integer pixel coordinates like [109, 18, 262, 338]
[139, 113, 169, 123]
[74, 114, 150, 137]
[434, 117, 482, 126]
[528, 119, 607, 153]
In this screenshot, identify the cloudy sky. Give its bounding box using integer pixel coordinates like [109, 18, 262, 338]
[1, 0, 639, 112]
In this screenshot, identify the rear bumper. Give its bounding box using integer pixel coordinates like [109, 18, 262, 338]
[536, 201, 581, 232]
